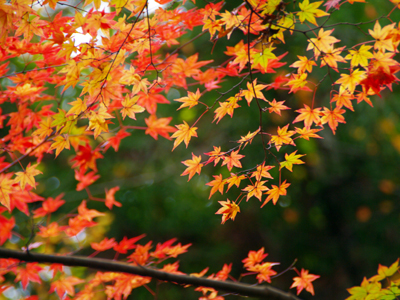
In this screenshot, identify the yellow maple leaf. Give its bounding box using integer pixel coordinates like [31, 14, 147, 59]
[14, 163, 42, 190]
[307, 28, 340, 58]
[171, 121, 198, 151]
[241, 79, 267, 105]
[67, 98, 87, 116]
[345, 45, 374, 68]
[87, 104, 114, 138]
[121, 95, 145, 120]
[280, 151, 305, 172]
[0, 175, 13, 210]
[290, 56, 317, 74]
[50, 135, 71, 157]
[336, 69, 366, 94]
[297, 0, 329, 26]
[175, 89, 201, 110]
[32, 117, 53, 140]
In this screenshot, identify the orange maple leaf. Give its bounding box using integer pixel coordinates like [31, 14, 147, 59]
[291, 268, 320, 295]
[262, 180, 291, 207]
[221, 150, 244, 171]
[181, 153, 203, 181]
[270, 124, 296, 151]
[242, 248, 268, 268]
[267, 99, 290, 116]
[320, 107, 346, 134]
[145, 115, 176, 140]
[105, 186, 121, 210]
[206, 174, 226, 199]
[242, 181, 269, 201]
[215, 199, 240, 224]
[293, 104, 322, 129]
[15, 263, 42, 289]
[50, 276, 84, 299]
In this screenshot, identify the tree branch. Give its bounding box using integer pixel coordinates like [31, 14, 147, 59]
[0, 247, 300, 300]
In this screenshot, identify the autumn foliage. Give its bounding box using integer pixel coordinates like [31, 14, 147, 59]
[0, 0, 400, 299]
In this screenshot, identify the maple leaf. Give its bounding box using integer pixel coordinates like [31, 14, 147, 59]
[50, 276, 84, 299]
[114, 234, 146, 254]
[295, 127, 322, 140]
[369, 259, 399, 281]
[369, 21, 396, 52]
[285, 73, 311, 93]
[267, 99, 290, 116]
[252, 48, 277, 72]
[251, 163, 274, 181]
[121, 95, 145, 120]
[171, 121, 198, 151]
[67, 98, 87, 117]
[0, 175, 14, 210]
[307, 28, 340, 58]
[15, 15, 44, 41]
[248, 262, 279, 283]
[324, 0, 342, 11]
[32, 117, 53, 140]
[175, 89, 201, 110]
[75, 170, 100, 191]
[221, 150, 244, 171]
[145, 115, 176, 140]
[345, 45, 374, 68]
[78, 200, 105, 221]
[91, 237, 117, 252]
[206, 174, 226, 199]
[226, 173, 246, 191]
[242, 181, 269, 202]
[291, 269, 320, 295]
[346, 277, 382, 300]
[0, 215, 15, 245]
[331, 90, 354, 111]
[49, 135, 70, 157]
[105, 186, 121, 209]
[213, 97, 240, 124]
[262, 180, 291, 207]
[280, 151, 305, 172]
[321, 107, 346, 135]
[242, 248, 268, 268]
[293, 104, 322, 129]
[270, 124, 296, 151]
[336, 69, 366, 94]
[290, 56, 317, 74]
[37, 222, 65, 238]
[240, 79, 267, 105]
[87, 104, 114, 139]
[15, 263, 42, 290]
[237, 129, 260, 148]
[297, 0, 329, 26]
[181, 153, 203, 181]
[14, 163, 42, 190]
[216, 199, 241, 224]
[204, 146, 224, 166]
[33, 194, 65, 218]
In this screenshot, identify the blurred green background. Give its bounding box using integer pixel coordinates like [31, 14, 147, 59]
[3, 0, 400, 299]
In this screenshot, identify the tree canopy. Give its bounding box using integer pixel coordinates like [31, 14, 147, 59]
[0, 0, 400, 299]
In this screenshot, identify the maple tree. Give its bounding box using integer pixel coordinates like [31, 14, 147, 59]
[0, 0, 399, 299]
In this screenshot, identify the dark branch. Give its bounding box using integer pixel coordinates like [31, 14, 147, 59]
[0, 247, 300, 300]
